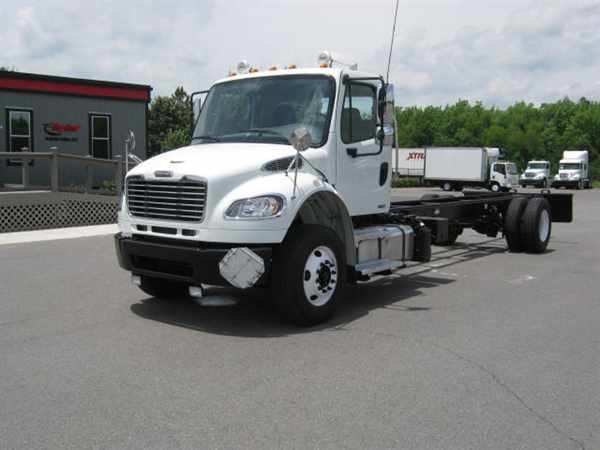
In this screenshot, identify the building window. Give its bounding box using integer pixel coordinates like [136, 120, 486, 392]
[7, 109, 33, 152]
[89, 114, 111, 159]
[6, 109, 33, 166]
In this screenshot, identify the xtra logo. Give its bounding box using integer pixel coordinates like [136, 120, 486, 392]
[43, 122, 81, 136]
[406, 152, 425, 160]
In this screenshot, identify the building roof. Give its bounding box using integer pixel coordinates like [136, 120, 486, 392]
[0, 71, 152, 102]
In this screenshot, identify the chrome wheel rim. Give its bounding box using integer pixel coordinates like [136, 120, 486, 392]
[491, 183, 500, 192]
[303, 245, 338, 307]
[538, 209, 550, 242]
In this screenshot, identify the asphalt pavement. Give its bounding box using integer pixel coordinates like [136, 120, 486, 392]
[0, 187, 598, 450]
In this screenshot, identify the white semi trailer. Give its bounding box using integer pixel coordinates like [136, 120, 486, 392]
[424, 147, 519, 192]
[114, 53, 574, 325]
[552, 150, 591, 189]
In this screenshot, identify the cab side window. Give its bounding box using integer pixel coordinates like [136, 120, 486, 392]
[495, 164, 506, 175]
[341, 83, 376, 144]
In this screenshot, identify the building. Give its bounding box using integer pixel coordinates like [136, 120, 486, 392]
[0, 71, 151, 188]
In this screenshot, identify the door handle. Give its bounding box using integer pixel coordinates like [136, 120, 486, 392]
[346, 148, 357, 158]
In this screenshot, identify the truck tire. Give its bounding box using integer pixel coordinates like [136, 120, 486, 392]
[504, 197, 528, 252]
[490, 182, 500, 192]
[138, 276, 189, 299]
[542, 179, 548, 188]
[520, 198, 552, 254]
[577, 179, 583, 190]
[271, 224, 346, 326]
[442, 182, 452, 192]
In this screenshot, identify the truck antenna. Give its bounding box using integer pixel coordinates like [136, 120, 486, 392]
[385, 0, 400, 83]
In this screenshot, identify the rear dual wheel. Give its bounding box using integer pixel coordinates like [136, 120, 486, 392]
[504, 197, 552, 253]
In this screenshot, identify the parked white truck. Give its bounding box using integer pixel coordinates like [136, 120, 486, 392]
[424, 147, 519, 192]
[552, 150, 591, 189]
[520, 160, 551, 188]
[114, 54, 573, 325]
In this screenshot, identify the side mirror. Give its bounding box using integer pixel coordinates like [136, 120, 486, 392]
[290, 127, 312, 152]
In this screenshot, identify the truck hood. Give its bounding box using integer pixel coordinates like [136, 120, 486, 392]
[127, 142, 297, 181]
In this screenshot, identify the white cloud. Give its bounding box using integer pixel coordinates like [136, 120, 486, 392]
[1, 0, 600, 106]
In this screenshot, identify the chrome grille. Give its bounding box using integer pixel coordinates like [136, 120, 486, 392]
[126, 177, 206, 222]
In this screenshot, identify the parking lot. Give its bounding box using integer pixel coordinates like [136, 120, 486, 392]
[1, 187, 597, 450]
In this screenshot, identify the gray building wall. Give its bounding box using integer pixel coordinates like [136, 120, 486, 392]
[0, 90, 147, 188]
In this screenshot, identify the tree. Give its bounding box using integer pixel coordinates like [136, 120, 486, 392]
[147, 87, 192, 156]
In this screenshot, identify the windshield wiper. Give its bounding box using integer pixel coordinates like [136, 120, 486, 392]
[239, 128, 290, 144]
[192, 135, 221, 142]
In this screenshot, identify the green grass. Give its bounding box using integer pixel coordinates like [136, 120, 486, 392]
[391, 176, 423, 188]
[593, 180, 600, 189]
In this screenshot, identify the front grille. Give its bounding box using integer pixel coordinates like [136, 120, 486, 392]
[525, 173, 535, 178]
[126, 177, 206, 222]
[560, 173, 568, 179]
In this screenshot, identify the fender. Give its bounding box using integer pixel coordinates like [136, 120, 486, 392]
[288, 188, 356, 266]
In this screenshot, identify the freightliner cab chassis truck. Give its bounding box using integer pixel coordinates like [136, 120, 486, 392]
[114, 53, 574, 326]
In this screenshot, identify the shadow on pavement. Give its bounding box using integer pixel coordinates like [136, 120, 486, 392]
[130, 239, 508, 338]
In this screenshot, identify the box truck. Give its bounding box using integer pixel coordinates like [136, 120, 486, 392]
[424, 147, 518, 192]
[552, 151, 591, 189]
[114, 53, 574, 325]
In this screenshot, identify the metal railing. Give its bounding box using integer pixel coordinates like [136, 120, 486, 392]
[0, 150, 125, 195]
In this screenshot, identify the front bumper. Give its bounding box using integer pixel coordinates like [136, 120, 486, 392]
[520, 179, 545, 186]
[114, 233, 273, 287]
[551, 180, 579, 188]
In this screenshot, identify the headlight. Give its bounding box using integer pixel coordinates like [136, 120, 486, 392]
[225, 195, 285, 219]
[536, 173, 544, 178]
[571, 174, 580, 180]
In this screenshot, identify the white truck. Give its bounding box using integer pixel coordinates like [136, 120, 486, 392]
[552, 150, 591, 189]
[424, 147, 519, 192]
[520, 160, 551, 188]
[114, 53, 573, 325]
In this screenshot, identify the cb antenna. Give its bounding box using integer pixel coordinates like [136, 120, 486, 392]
[385, 0, 400, 83]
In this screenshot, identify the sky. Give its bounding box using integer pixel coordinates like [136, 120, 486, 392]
[2, 0, 600, 107]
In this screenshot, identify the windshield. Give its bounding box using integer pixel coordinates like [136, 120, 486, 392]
[507, 163, 518, 175]
[527, 163, 547, 170]
[192, 75, 335, 147]
[560, 163, 582, 170]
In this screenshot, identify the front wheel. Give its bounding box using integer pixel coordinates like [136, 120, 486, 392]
[542, 179, 548, 188]
[442, 182, 452, 192]
[271, 225, 346, 326]
[490, 182, 500, 192]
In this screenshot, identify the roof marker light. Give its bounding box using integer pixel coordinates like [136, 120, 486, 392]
[317, 51, 333, 68]
[236, 60, 250, 74]
[287, 64, 297, 69]
[268, 65, 278, 71]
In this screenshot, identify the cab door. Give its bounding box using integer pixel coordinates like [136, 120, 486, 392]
[335, 80, 391, 216]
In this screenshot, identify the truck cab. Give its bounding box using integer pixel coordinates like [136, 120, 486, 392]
[552, 150, 591, 189]
[490, 161, 519, 191]
[521, 160, 551, 188]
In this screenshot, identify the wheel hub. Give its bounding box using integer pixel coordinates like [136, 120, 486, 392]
[303, 246, 338, 307]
